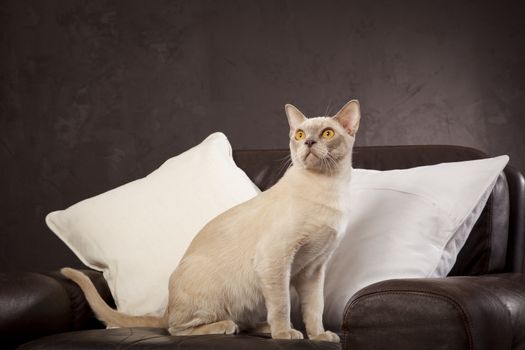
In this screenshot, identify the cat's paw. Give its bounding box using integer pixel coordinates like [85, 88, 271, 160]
[272, 328, 304, 340]
[310, 330, 340, 342]
[169, 320, 239, 336]
[209, 320, 239, 335]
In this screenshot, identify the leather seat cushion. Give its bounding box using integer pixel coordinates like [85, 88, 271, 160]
[18, 328, 342, 350]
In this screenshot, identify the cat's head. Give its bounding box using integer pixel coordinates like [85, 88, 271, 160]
[285, 100, 361, 174]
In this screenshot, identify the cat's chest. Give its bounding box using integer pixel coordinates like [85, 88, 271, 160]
[291, 200, 348, 266]
[299, 193, 350, 234]
[291, 224, 340, 276]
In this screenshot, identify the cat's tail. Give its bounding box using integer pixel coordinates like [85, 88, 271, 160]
[61, 267, 168, 328]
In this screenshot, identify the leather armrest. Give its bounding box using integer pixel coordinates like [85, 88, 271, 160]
[0, 270, 113, 348]
[342, 273, 525, 350]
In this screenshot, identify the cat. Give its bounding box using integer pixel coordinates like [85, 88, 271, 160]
[61, 99, 361, 342]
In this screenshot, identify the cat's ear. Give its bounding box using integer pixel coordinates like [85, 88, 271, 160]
[285, 104, 307, 130]
[333, 100, 361, 136]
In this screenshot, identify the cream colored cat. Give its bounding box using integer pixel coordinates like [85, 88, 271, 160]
[61, 99, 361, 342]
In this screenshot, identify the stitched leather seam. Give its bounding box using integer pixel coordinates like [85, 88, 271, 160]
[343, 290, 473, 350]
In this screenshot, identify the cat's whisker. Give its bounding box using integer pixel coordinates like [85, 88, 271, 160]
[328, 161, 335, 177]
[275, 154, 293, 162]
[324, 97, 333, 117]
[330, 157, 338, 170]
[322, 157, 336, 177]
[322, 158, 329, 175]
[323, 154, 338, 176]
[321, 158, 326, 174]
[276, 155, 293, 176]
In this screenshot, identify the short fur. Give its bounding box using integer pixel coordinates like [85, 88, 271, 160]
[62, 100, 361, 342]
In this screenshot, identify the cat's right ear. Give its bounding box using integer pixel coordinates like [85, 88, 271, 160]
[285, 104, 307, 131]
[333, 100, 361, 137]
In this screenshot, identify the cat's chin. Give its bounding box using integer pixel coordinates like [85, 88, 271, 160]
[303, 152, 322, 169]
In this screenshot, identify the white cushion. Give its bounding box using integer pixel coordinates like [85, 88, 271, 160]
[322, 155, 509, 330]
[46, 132, 260, 316]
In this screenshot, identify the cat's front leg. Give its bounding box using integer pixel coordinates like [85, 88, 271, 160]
[254, 249, 303, 340]
[293, 263, 340, 342]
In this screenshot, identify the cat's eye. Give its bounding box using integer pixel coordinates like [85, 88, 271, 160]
[321, 128, 335, 139]
[295, 130, 306, 140]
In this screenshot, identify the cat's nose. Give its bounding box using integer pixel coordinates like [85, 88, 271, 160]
[304, 139, 317, 147]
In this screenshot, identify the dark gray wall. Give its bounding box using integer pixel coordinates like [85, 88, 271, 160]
[1, 0, 524, 271]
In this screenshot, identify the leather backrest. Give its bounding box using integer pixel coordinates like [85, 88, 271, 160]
[234, 145, 524, 274]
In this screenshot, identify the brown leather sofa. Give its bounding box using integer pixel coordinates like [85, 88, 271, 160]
[2, 145, 525, 350]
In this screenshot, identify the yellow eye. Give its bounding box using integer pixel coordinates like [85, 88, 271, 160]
[322, 129, 335, 139]
[295, 130, 305, 140]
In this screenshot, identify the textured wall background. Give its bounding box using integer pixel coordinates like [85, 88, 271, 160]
[1, 0, 524, 271]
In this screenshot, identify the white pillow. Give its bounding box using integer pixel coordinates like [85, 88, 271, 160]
[46, 132, 260, 316]
[322, 155, 509, 330]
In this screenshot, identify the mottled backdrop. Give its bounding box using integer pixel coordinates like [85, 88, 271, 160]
[1, 0, 524, 271]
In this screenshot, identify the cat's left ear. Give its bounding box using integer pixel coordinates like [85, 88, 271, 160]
[333, 100, 361, 136]
[285, 104, 307, 131]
